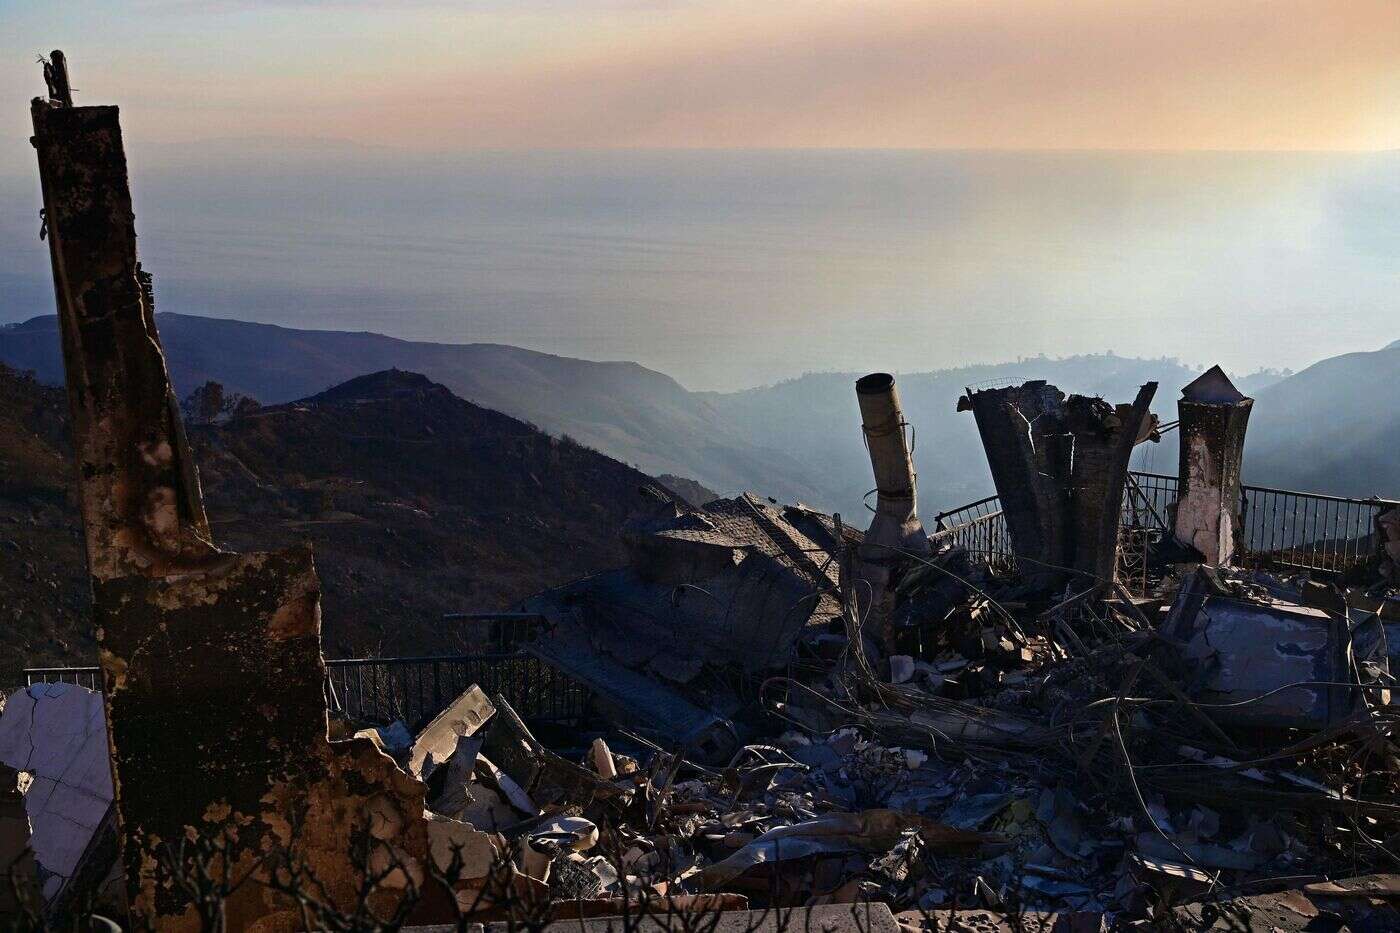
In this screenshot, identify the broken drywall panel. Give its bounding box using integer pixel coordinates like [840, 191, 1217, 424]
[0, 683, 112, 904]
[1160, 570, 1367, 729]
[410, 686, 496, 783]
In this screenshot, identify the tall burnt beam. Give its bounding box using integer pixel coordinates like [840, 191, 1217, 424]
[958, 381, 1075, 589]
[30, 54, 453, 930]
[959, 380, 1157, 590]
[1173, 366, 1253, 567]
[1063, 384, 1157, 585]
[1379, 506, 1400, 583]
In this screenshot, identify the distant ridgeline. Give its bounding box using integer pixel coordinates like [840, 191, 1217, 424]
[2, 314, 1397, 513]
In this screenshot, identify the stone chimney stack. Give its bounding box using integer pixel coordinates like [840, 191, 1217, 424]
[1174, 365, 1253, 566]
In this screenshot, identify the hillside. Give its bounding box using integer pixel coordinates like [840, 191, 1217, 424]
[9, 315, 1394, 520]
[0, 314, 827, 507]
[0, 366, 92, 687]
[192, 369, 659, 656]
[1245, 342, 1400, 499]
[0, 364, 668, 681]
[2, 315, 1280, 515]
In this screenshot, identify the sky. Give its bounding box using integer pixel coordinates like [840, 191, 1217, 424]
[2, 0, 1399, 159]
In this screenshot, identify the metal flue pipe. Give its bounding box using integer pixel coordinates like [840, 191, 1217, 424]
[856, 373, 930, 559]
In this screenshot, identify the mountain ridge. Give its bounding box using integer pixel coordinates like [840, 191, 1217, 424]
[0, 313, 826, 506]
[2, 314, 1395, 518]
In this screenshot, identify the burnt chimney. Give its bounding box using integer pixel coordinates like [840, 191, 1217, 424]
[1174, 365, 1253, 566]
[856, 373, 929, 560]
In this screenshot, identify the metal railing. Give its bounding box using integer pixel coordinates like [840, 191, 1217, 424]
[932, 471, 1394, 578]
[931, 496, 1017, 572]
[22, 666, 101, 691]
[324, 653, 586, 729]
[1121, 472, 1177, 531]
[26, 652, 588, 731]
[1241, 484, 1391, 574]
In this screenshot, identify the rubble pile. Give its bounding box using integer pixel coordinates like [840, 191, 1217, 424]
[408, 546, 1397, 928]
[418, 367, 1398, 929]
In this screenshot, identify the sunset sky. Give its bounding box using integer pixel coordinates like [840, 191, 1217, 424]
[4, 0, 1399, 155]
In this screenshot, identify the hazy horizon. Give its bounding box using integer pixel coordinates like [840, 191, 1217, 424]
[3, 145, 1397, 390]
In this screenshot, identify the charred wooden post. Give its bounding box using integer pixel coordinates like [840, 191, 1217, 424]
[1173, 366, 1252, 567]
[30, 54, 445, 930]
[959, 380, 1157, 589]
[42, 50, 73, 109]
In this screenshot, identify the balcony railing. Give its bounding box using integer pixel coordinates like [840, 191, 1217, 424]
[933, 471, 1395, 579]
[25, 652, 588, 731]
[930, 496, 1017, 572]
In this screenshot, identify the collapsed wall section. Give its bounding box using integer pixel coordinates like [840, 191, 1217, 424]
[959, 380, 1156, 589]
[958, 381, 1072, 588]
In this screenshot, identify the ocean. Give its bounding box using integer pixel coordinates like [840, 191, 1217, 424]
[2, 147, 1396, 389]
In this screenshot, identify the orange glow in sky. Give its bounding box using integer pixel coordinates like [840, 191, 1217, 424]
[4, 0, 1399, 152]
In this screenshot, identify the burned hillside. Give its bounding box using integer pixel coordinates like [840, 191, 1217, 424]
[0, 361, 697, 675]
[189, 368, 661, 657]
[0, 364, 90, 685]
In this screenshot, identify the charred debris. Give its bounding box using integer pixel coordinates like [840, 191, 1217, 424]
[6, 55, 1400, 932]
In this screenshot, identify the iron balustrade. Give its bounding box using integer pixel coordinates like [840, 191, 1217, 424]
[20, 666, 101, 691]
[1240, 484, 1391, 574]
[932, 471, 1394, 578]
[25, 652, 587, 732]
[931, 496, 1017, 572]
[20, 479, 1394, 708]
[1121, 472, 1177, 531]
